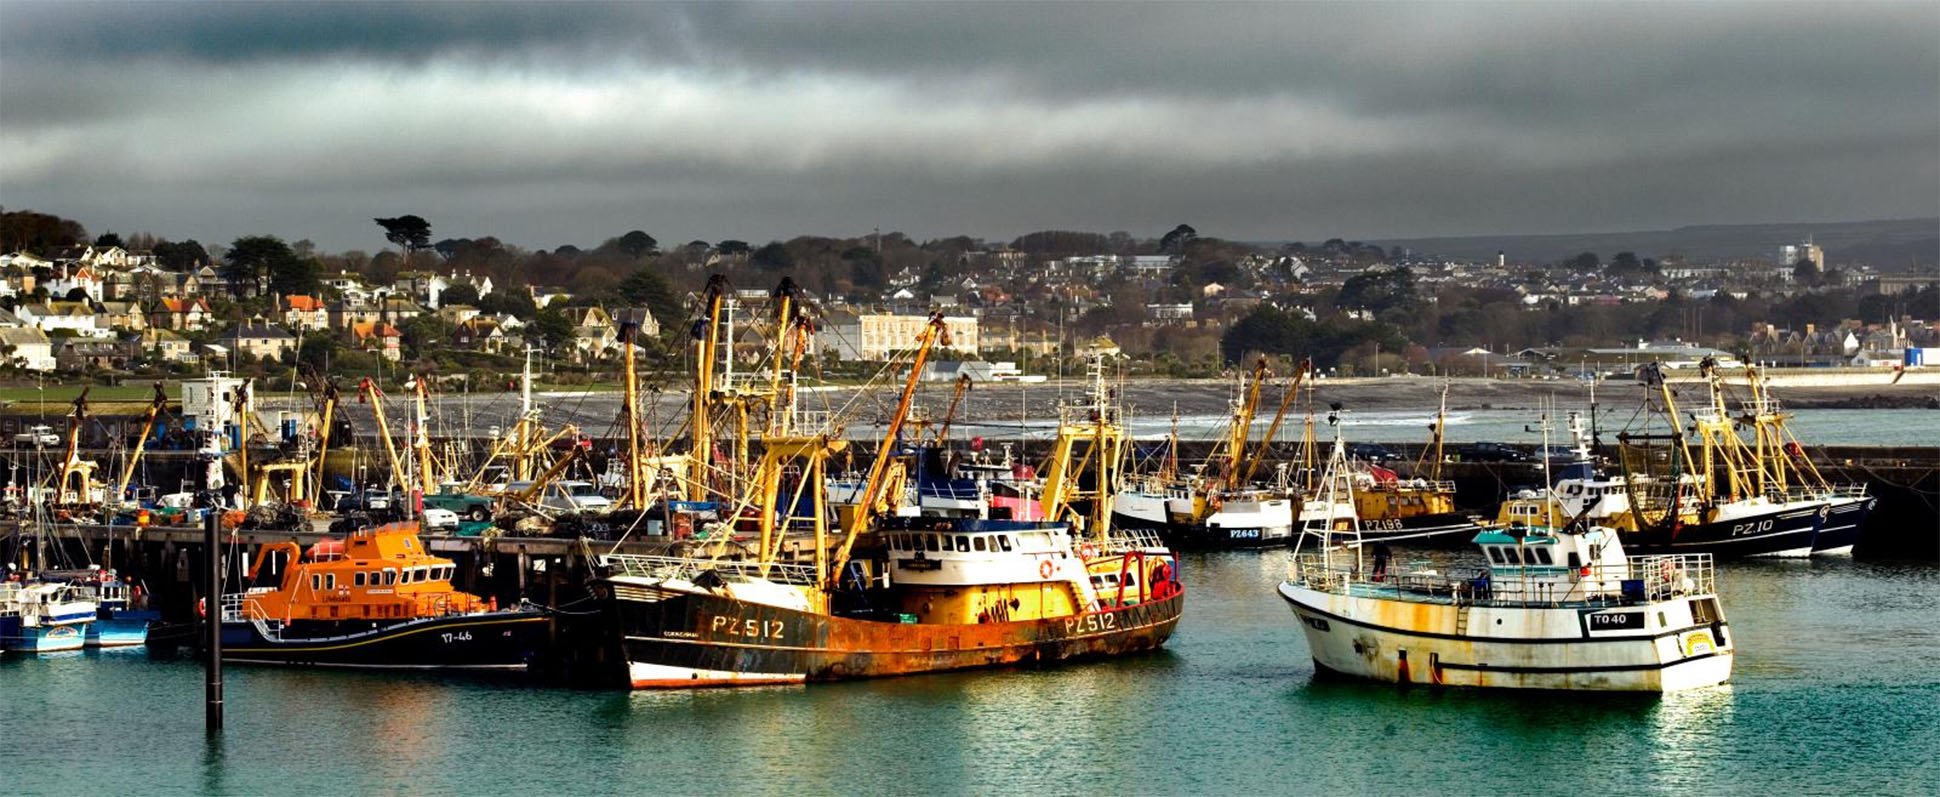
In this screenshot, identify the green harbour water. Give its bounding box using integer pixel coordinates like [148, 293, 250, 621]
[6, 553, 1937, 796]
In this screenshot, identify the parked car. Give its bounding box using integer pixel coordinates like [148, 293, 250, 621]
[420, 507, 460, 531]
[1457, 442, 1531, 462]
[539, 480, 613, 514]
[423, 488, 496, 522]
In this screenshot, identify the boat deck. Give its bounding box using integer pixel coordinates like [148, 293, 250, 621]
[1292, 553, 1715, 609]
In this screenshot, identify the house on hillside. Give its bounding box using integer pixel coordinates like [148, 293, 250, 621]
[452, 317, 508, 353]
[563, 306, 617, 360]
[349, 321, 403, 361]
[55, 339, 128, 371]
[610, 307, 660, 338]
[220, 320, 297, 362]
[134, 328, 196, 364]
[16, 301, 105, 338]
[281, 295, 329, 331]
[149, 296, 212, 331]
[0, 327, 55, 371]
[45, 266, 105, 302]
[95, 301, 147, 333]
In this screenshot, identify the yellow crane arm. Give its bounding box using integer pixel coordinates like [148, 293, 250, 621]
[114, 383, 168, 503]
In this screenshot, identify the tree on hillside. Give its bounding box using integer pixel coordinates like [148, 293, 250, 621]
[615, 230, 658, 259]
[531, 308, 575, 351]
[153, 239, 210, 270]
[1564, 252, 1601, 271]
[717, 240, 750, 256]
[440, 283, 481, 307]
[1792, 258, 1822, 287]
[0, 209, 87, 255]
[617, 267, 682, 331]
[94, 231, 124, 248]
[224, 235, 304, 297]
[1159, 224, 1198, 254]
[375, 215, 433, 255]
[1335, 267, 1420, 316]
[751, 242, 794, 271]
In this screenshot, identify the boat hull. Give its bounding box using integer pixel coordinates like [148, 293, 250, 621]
[86, 611, 157, 648]
[1810, 495, 1872, 556]
[1354, 512, 1483, 543]
[219, 610, 548, 670]
[1114, 511, 1294, 550]
[1278, 582, 1733, 692]
[2, 620, 90, 653]
[1624, 501, 1824, 559]
[601, 581, 1182, 688]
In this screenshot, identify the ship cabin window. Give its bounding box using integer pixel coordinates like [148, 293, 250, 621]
[997, 535, 1013, 552]
[955, 536, 970, 552]
[1501, 548, 1521, 565]
[383, 569, 398, 585]
[1531, 548, 1553, 565]
[324, 574, 336, 589]
[924, 535, 940, 552]
[973, 536, 987, 552]
[354, 572, 366, 587]
[311, 574, 321, 590]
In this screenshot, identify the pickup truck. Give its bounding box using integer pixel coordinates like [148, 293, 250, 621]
[422, 490, 496, 522]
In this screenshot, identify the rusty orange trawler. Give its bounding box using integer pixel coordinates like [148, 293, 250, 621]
[219, 521, 547, 670]
[591, 326, 1183, 688]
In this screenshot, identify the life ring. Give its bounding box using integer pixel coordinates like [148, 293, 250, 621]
[1657, 559, 1675, 584]
[195, 597, 206, 619]
[1039, 559, 1054, 579]
[1079, 543, 1099, 560]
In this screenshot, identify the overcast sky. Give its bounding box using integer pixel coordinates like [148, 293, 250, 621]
[2, 1, 1935, 252]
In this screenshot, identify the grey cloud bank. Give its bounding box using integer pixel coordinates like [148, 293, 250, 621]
[1, 1, 1934, 252]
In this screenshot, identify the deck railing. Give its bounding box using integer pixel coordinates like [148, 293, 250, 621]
[1290, 552, 1716, 608]
[600, 553, 820, 585]
[1099, 527, 1168, 553]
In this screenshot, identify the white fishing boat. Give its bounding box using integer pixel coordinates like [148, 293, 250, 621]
[1278, 431, 1734, 692]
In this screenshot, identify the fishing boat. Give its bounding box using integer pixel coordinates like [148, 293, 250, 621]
[1115, 359, 1309, 550]
[1599, 363, 1827, 558]
[592, 327, 1183, 688]
[1735, 366, 1874, 556]
[35, 568, 156, 647]
[0, 579, 96, 653]
[1279, 519, 1733, 691]
[218, 521, 547, 669]
[1281, 428, 1733, 692]
[1347, 387, 1480, 542]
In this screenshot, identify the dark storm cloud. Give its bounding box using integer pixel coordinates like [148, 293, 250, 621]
[0, 1, 1934, 250]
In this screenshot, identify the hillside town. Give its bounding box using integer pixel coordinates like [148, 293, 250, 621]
[0, 211, 1933, 388]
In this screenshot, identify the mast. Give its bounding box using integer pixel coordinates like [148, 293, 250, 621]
[689, 276, 727, 502]
[621, 320, 645, 509]
[113, 383, 169, 506]
[1219, 357, 1269, 487]
[360, 377, 409, 496]
[827, 313, 947, 589]
[1241, 358, 1310, 485]
[1415, 382, 1449, 481]
[413, 376, 434, 501]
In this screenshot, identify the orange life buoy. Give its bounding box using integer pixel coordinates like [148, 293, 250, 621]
[1079, 543, 1099, 560]
[195, 597, 207, 618]
[1039, 559, 1054, 579]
